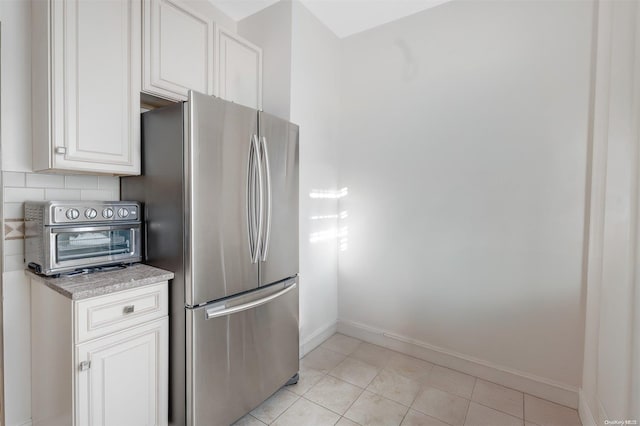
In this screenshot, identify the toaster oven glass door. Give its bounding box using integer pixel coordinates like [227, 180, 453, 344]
[52, 225, 139, 265]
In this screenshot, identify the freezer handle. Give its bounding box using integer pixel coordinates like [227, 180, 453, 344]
[205, 282, 297, 320]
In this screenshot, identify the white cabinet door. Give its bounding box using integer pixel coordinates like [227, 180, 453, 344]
[217, 28, 263, 110]
[143, 0, 215, 101]
[76, 318, 168, 426]
[33, 0, 141, 175]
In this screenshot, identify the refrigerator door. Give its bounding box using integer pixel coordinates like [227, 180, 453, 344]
[187, 91, 260, 306]
[258, 112, 299, 286]
[186, 278, 299, 426]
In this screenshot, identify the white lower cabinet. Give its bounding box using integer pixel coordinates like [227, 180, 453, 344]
[31, 280, 169, 426]
[76, 318, 168, 426]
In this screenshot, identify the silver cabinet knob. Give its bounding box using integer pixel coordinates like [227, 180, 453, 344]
[85, 208, 97, 219]
[123, 305, 135, 314]
[55, 146, 67, 155]
[65, 208, 80, 220]
[79, 361, 91, 371]
[102, 208, 114, 218]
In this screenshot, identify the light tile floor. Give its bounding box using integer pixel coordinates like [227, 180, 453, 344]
[233, 333, 582, 426]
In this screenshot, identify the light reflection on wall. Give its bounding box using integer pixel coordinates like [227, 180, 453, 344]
[309, 187, 348, 199]
[310, 210, 348, 221]
[309, 227, 348, 243]
[308, 188, 349, 251]
[310, 214, 339, 220]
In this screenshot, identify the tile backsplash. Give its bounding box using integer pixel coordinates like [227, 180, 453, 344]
[2, 171, 120, 272]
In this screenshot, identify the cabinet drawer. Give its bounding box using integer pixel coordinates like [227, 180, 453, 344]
[75, 282, 168, 343]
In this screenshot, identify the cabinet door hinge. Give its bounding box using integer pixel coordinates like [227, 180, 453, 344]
[79, 360, 91, 371]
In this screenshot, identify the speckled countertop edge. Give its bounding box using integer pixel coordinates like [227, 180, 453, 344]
[26, 263, 174, 300]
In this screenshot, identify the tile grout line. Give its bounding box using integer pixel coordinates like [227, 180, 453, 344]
[466, 378, 527, 421]
[462, 377, 478, 426]
[299, 393, 355, 423]
[338, 383, 366, 424]
[401, 362, 434, 423]
[265, 390, 300, 425]
[364, 359, 413, 426]
[369, 362, 442, 426]
[250, 413, 267, 426]
[470, 398, 525, 422]
[297, 365, 365, 420]
[409, 403, 457, 426]
[469, 378, 528, 420]
[294, 395, 344, 424]
[294, 367, 327, 398]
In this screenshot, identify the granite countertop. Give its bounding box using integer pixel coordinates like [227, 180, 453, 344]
[26, 263, 174, 300]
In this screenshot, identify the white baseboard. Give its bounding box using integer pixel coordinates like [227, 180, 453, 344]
[337, 319, 579, 409]
[578, 389, 597, 426]
[299, 321, 337, 358]
[12, 420, 32, 426]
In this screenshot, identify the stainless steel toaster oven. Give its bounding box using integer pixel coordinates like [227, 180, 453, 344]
[24, 201, 142, 276]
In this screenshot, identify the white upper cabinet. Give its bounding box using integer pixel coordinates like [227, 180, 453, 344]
[32, 0, 141, 175]
[217, 28, 263, 110]
[142, 0, 215, 101]
[142, 0, 263, 109]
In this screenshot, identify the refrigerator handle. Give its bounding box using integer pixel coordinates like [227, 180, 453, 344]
[260, 136, 272, 262]
[205, 281, 297, 320]
[247, 135, 256, 261]
[251, 134, 264, 264]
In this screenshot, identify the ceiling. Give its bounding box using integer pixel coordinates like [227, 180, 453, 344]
[208, 0, 280, 21]
[209, 0, 452, 38]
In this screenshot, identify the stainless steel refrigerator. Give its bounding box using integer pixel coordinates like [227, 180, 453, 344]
[121, 90, 299, 426]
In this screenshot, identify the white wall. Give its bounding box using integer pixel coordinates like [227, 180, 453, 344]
[187, 0, 236, 34]
[337, 0, 593, 392]
[581, 1, 640, 423]
[0, 2, 142, 424]
[289, 1, 341, 353]
[240, 1, 342, 354]
[1, 0, 32, 172]
[239, 1, 292, 121]
[1, 2, 36, 424]
[2, 172, 119, 426]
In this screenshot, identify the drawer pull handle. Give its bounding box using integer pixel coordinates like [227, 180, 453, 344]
[123, 305, 135, 314]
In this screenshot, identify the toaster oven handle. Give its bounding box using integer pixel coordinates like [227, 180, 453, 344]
[144, 220, 148, 262]
[28, 262, 42, 274]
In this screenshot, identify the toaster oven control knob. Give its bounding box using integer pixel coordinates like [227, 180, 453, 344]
[102, 208, 114, 219]
[85, 208, 98, 219]
[118, 208, 129, 218]
[65, 208, 80, 220]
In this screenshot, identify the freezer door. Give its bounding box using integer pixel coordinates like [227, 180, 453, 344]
[186, 278, 299, 426]
[258, 112, 299, 286]
[187, 91, 260, 306]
